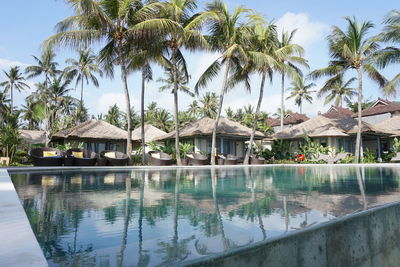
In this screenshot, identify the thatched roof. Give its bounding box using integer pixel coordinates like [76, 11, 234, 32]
[275, 115, 396, 139]
[375, 116, 400, 136]
[19, 130, 46, 144]
[53, 119, 128, 140]
[309, 127, 349, 137]
[131, 124, 167, 142]
[322, 106, 355, 119]
[156, 117, 265, 141]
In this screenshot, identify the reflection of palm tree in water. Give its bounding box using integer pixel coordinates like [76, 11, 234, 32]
[137, 171, 149, 267]
[245, 167, 266, 240]
[357, 167, 367, 210]
[117, 176, 132, 267]
[156, 169, 195, 266]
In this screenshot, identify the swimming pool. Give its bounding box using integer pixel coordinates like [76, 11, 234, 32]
[9, 166, 400, 266]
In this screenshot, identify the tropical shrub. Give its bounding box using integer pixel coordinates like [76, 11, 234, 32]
[179, 143, 194, 159]
[361, 148, 377, 163]
[0, 113, 22, 163]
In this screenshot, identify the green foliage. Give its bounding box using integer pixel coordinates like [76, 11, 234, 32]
[339, 155, 355, 164]
[54, 142, 84, 151]
[361, 148, 377, 163]
[299, 135, 331, 159]
[179, 143, 194, 159]
[0, 112, 22, 163]
[271, 139, 292, 160]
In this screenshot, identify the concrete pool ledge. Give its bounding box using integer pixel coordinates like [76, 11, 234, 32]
[0, 169, 48, 267]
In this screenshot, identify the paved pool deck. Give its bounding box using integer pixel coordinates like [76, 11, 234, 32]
[0, 169, 48, 267]
[3, 163, 400, 267]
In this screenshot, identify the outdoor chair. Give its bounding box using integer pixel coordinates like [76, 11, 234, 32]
[187, 153, 208, 165]
[250, 155, 265, 165]
[223, 154, 238, 165]
[66, 148, 97, 166]
[29, 147, 64, 166]
[333, 152, 351, 163]
[100, 150, 129, 166]
[147, 151, 173, 166]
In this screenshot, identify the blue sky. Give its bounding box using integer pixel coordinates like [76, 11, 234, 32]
[0, 0, 399, 117]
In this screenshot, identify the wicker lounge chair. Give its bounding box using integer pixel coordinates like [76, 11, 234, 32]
[222, 154, 238, 165]
[29, 147, 64, 166]
[66, 148, 97, 166]
[100, 150, 129, 166]
[187, 153, 208, 165]
[391, 152, 400, 162]
[250, 155, 265, 165]
[147, 151, 173, 166]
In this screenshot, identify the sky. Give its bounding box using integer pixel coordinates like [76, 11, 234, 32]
[0, 0, 399, 118]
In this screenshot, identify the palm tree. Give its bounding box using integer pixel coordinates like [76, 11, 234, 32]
[309, 17, 388, 163]
[199, 92, 218, 119]
[0, 90, 10, 123]
[194, 1, 261, 165]
[159, 0, 208, 165]
[376, 10, 400, 92]
[242, 23, 280, 164]
[276, 30, 308, 130]
[45, 0, 180, 157]
[157, 67, 194, 97]
[286, 75, 316, 114]
[273, 107, 292, 118]
[0, 66, 30, 113]
[105, 104, 123, 128]
[25, 47, 59, 87]
[153, 108, 173, 132]
[64, 48, 103, 107]
[317, 75, 356, 107]
[187, 100, 200, 117]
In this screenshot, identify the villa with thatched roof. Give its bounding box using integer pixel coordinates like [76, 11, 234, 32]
[131, 124, 167, 151]
[53, 119, 129, 153]
[155, 117, 265, 158]
[274, 112, 398, 158]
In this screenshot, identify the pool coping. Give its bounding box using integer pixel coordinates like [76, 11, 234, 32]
[3, 163, 400, 267]
[0, 169, 48, 267]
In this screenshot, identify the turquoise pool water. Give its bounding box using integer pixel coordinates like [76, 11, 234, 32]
[10, 166, 400, 266]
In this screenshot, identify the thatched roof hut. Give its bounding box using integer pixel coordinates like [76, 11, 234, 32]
[131, 124, 167, 142]
[19, 130, 46, 144]
[275, 115, 396, 140]
[53, 119, 128, 141]
[156, 117, 265, 141]
[375, 116, 400, 133]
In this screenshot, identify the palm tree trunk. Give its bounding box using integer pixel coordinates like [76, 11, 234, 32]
[244, 73, 266, 165]
[354, 68, 363, 163]
[171, 48, 182, 165]
[211, 59, 231, 165]
[137, 171, 145, 265]
[80, 77, 84, 108]
[280, 73, 285, 131]
[141, 68, 146, 165]
[120, 63, 133, 157]
[300, 102, 302, 114]
[10, 83, 13, 113]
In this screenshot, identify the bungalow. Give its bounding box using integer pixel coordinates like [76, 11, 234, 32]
[19, 130, 46, 145]
[155, 117, 265, 158]
[53, 119, 129, 153]
[274, 108, 398, 158]
[354, 98, 400, 124]
[267, 113, 309, 133]
[131, 124, 167, 151]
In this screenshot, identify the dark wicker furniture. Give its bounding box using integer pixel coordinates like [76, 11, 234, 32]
[250, 155, 265, 165]
[100, 150, 129, 166]
[66, 148, 97, 166]
[187, 153, 209, 165]
[29, 147, 64, 166]
[147, 151, 173, 166]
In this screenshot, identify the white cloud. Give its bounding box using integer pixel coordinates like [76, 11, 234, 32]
[96, 93, 127, 114]
[276, 12, 328, 47]
[0, 58, 28, 69]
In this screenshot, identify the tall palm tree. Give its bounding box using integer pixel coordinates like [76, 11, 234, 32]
[0, 66, 30, 113]
[0, 90, 10, 123]
[45, 0, 180, 157]
[376, 10, 400, 92]
[243, 23, 279, 164]
[194, 1, 262, 164]
[159, 0, 208, 165]
[309, 17, 388, 163]
[317, 75, 356, 107]
[286, 75, 316, 114]
[276, 30, 308, 130]
[64, 48, 103, 107]
[25, 47, 59, 87]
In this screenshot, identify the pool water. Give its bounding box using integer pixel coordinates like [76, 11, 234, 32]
[10, 166, 400, 266]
